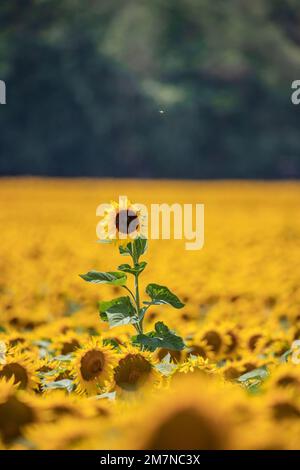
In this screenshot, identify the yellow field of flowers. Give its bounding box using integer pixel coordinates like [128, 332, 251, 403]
[1, 178, 300, 450]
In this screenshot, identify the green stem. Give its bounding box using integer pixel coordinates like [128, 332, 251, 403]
[134, 273, 143, 333]
[131, 243, 144, 334]
[122, 285, 142, 334]
[122, 285, 136, 304]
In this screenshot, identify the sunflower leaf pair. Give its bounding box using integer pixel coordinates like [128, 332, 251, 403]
[133, 321, 185, 352]
[119, 237, 148, 261]
[80, 235, 185, 352]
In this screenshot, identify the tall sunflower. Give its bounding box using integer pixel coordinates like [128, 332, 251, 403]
[72, 338, 117, 395]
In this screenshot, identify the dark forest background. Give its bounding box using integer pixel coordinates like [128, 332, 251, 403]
[0, 0, 300, 178]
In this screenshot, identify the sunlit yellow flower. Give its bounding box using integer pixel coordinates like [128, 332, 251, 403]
[25, 417, 104, 450]
[173, 356, 216, 378]
[113, 347, 160, 395]
[0, 377, 37, 444]
[199, 324, 232, 359]
[99, 198, 145, 245]
[118, 375, 233, 450]
[0, 351, 39, 391]
[52, 332, 82, 356]
[72, 338, 116, 395]
[263, 362, 300, 394]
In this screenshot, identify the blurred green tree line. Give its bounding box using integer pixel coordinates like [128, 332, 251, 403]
[0, 0, 300, 178]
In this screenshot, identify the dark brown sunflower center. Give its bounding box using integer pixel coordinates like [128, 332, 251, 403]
[157, 348, 182, 363]
[115, 210, 139, 235]
[80, 350, 105, 381]
[61, 339, 80, 355]
[114, 354, 152, 391]
[248, 334, 262, 351]
[224, 366, 241, 381]
[276, 375, 298, 388]
[144, 407, 225, 450]
[202, 331, 222, 353]
[0, 396, 35, 444]
[186, 345, 207, 359]
[272, 402, 300, 420]
[225, 331, 238, 353]
[0, 363, 28, 389]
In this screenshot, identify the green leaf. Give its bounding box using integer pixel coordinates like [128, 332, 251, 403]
[99, 298, 120, 322]
[119, 237, 148, 260]
[99, 296, 137, 328]
[145, 284, 184, 309]
[52, 354, 74, 362]
[279, 348, 292, 363]
[134, 237, 148, 258]
[94, 391, 116, 401]
[42, 379, 74, 393]
[79, 271, 127, 286]
[118, 261, 147, 275]
[238, 366, 269, 383]
[134, 321, 185, 352]
[103, 338, 121, 350]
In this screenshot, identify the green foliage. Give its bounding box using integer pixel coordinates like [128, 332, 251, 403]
[118, 261, 147, 275]
[237, 366, 270, 393]
[42, 379, 75, 393]
[79, 271, 126, 286]
[133, 321, 185, 352]
[145, 283, 185, 309]
[119, 237, 148, 260]
[102, 338, 121, 350]
[238, 366, 269, 383]
[81, 237, 185, 352]
[99, 296, 137, 327]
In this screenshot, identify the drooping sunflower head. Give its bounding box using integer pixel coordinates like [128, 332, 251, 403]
[99, 198, 146, 245]
[72, 338, 117, 395]
[113, 347, 160, 395]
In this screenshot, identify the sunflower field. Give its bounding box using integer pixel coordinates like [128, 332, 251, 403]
[1, 178, 300, 450]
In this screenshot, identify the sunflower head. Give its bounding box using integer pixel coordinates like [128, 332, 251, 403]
[0, 351, 39, 391]
[72, 338, 117, 395]
[52, 332, 82, 356]
[264, 363, 300, 394]
[99, 198, 145, 245]
[120, 374, 233, 450]
[0, 377, 37, 444]
[113, 347, 160, 395]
